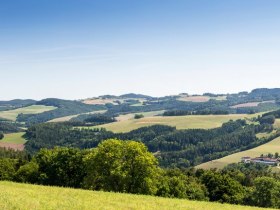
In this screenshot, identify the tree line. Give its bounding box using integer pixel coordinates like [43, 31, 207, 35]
[163, 110, 229, 116]
[0, 140, 280, 209]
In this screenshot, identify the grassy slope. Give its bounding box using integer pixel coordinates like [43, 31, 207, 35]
[197, 136, 280, 170]
[0, 132, 26, 144]
[0, 182, 270, 210]
[94, 114, 254, 133]
[0, 105, 56, 121]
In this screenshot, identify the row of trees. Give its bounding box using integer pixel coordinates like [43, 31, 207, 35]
[1, 139, 280, 208]
[0, 121, 23, 133]
[163, 110, 229, 116]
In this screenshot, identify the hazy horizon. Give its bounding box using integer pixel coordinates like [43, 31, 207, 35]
[1, 0, 280, 100]
[1, 87, 278, 101]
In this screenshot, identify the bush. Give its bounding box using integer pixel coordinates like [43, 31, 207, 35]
[134, 114, 144, 119]
[0, 158, 16, 181]
[14, 161, 39, 183]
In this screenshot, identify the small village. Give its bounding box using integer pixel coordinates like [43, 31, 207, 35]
[241, 155, 280, 167]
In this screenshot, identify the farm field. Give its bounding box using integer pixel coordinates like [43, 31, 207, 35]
[0, 105, 56, 121]
[274, 119, 280, 129]
[177, 95, 227, 103]
[48, 110, 107, 122]
[0, 181, 271, 210]
[231, 100, 275, 108]
[116, 110, 165, 121]
[197, 136, 280, 170]
[94, 114, 254, 133]
[0, 132, 26, 144]
[83, 98, 118, 105]
[83, 98, 147, 106]
[0, 132, 26, 151]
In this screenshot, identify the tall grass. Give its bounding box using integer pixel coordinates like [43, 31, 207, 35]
[0, 181, 271, 210]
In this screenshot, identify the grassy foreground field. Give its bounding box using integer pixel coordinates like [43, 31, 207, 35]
[197, 136, 280, 170]
[0, 182, 271, 210]
[0, 105, 56, 121]
[95, 114, 254, 133]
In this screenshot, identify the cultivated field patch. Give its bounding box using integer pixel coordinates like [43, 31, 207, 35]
[177, 95, 227, 103]
[177, 96, 211, 102]
[116, 110, 165, 122]
[83, 98, 118, 105]
[231, 100, 275, 108]
[48, 110, 107, 122]
[94, 114, 252, 133]
[0, 132, 26, 151]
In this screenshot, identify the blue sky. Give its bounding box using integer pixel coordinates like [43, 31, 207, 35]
[1, 0, 280, 100]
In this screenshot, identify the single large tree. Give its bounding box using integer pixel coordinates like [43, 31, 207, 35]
[83, 139, 159, 195]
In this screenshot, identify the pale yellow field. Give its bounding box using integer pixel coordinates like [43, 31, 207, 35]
[177, 95, 227, 103]
[0, 181, 271, 210]
[116, 110, 165, 121]
[231, 100, 275, 109]
[274, 119, 280, 129]
[49, 110, 107, 122]
[177, 96, 211, 102]
[0, 105, 56, 121]
[83, 98, 118, 105]
[197, 136, 280, 170]
[95, 114, 253, 133]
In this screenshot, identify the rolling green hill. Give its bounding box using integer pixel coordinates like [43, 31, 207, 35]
[0, 181, 271, 210]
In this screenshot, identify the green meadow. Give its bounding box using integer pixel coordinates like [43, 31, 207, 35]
[0, 132, 26, 144]
[94, 114, 255, 133]
[0, 105, 56, 121]
[0, 181, 271, 210]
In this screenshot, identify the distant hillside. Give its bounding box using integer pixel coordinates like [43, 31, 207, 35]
[17, 99, 106, 125]
[119, 93, 153, 99]
[0, 99, 36, 107]
[0, 99, 36, 111]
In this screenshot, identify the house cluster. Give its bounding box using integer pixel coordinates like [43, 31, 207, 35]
[241, 156, 280, 166]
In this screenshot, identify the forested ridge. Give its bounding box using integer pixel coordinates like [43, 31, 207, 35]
[24, 119, 277, 167]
